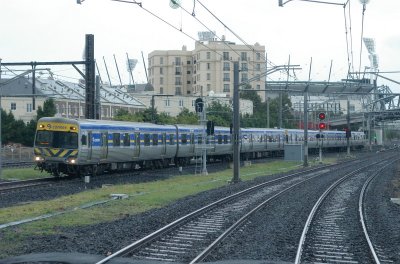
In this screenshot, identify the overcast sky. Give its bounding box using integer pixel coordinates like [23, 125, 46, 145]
[1, 0, 399, 91]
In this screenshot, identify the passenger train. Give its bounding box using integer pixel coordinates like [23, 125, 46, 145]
[33, 117, 366, 176]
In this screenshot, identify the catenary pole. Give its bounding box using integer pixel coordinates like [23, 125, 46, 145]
[232, 62, 240, 183]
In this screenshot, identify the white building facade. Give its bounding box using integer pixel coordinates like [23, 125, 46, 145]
[148, 39, 266, 101]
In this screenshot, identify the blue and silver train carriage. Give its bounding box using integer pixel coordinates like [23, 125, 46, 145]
[34, 117, 178, 176]
[34, 117, 366, 177]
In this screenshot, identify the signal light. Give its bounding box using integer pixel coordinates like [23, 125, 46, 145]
[195, 98, 203, 113]
[319, 122, 326, 130]
[318, 112, 326, 120]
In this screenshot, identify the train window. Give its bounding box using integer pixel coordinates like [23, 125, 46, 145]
[224, 135, 228, 144]
[144, 134, 150, 146]
[197, 135, 202, 144]
[181, 134, 187, 145]
[123, 133, 130, 146]
[81, 134, 87, 146]
[153, 134, 158, 146]
[169, 134, 175, 145]
[113, 133, 121, 147]
[218, 135, 222, 144]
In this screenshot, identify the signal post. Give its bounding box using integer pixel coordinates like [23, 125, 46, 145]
[317, 112, 326, 163]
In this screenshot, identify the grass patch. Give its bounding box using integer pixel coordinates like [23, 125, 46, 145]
[0, 161, 302, 228]
[0, 159, 326, 257]
[1, 167, 50, 181]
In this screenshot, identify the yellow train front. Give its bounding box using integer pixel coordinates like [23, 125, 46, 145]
[34, 117, 79, 176]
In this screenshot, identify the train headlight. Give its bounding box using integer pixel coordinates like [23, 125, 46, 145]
[34, 156, 44, 162]
[66, 157, 77, 164]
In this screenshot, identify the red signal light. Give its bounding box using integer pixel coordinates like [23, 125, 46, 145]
[319, 122, 326, 130]
[318, 112, 326, 120]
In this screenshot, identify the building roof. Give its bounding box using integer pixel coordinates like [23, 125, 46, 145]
[0, 76, 146, 107]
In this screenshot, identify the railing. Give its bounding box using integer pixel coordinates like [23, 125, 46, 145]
[1, 146, 34, 165]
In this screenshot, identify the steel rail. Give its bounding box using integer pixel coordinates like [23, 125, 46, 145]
[189, 165, 332, 263]
[358, 161, 396, 263]
[294, 156, 396, 264]
[95, 162, 346, 264]
[0, 177, 59, 192]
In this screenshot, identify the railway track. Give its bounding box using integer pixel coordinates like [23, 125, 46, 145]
[294, 155, 398, 264]
[94, 157, 374, 264]
[0, 177, 60, 193]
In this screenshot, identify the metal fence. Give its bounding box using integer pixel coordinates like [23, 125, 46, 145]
[1, 146, 34, 165]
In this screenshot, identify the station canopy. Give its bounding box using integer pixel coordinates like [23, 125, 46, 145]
[264, 80, 375, 95]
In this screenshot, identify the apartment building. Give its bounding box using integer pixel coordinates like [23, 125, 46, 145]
[148, 39, 266, 101]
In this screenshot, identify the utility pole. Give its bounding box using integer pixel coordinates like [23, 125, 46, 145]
[303, 92, 308, 167]
[232, 62, 240, 183]
[201, 91, 208, 176]
[347, 98, 351, 155]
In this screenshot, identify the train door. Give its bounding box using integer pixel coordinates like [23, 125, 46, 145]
[87, 132, 93, 160]
[161, 133, 167, 156]
[80, 131, 92, 161]
[189, 133, 195, 154]
[100, 132, 108, 160]
[277, 134, 281, 149]
[133, 132, 140, 158]
[249, 134, 254, 151]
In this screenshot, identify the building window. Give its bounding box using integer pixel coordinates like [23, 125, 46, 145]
[175, 57, 181, 65]
[207, 52, 211, 59]
[241, 52, 247, 61]
[256, 74, 260, 81]
[160, 57, 164, 64]
[241, 73, 248, 82]
[11, 102, 16, 110]
[175, 87, 182, 95]
[26, 103, 32, 113]
[223, 52, 229, 61]
[223, 62, 230, 71]
[175, 66, 182, 75]
[223, 84, 230, 92]
[160, 67, 163, 74]
[207, 73, 211, 80]
[165, 99, 170, 106]
[175, 77, 181, 85]
[256, 84, 261, 90]
[160, 87, 164, 94]
[179, 100, 184, 107]
[256, 63, 261, 71]
[207, 63, 210, 70]
[349, 105, 355, 112]
[256, 52, 261, 60]
[207, 84, 211, 91]
[241, 63, 248, 71]
[160, 77, 164, 85]
[187, 60, 191, 64]
[223, 73, 230, 82]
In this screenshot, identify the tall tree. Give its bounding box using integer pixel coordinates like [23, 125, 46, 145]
[36, 98, 57, 120]
[176, 108, 199, 124]
[207, 101, 232, 127]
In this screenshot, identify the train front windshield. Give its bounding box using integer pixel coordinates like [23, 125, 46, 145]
[35, 131, 78, 149]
